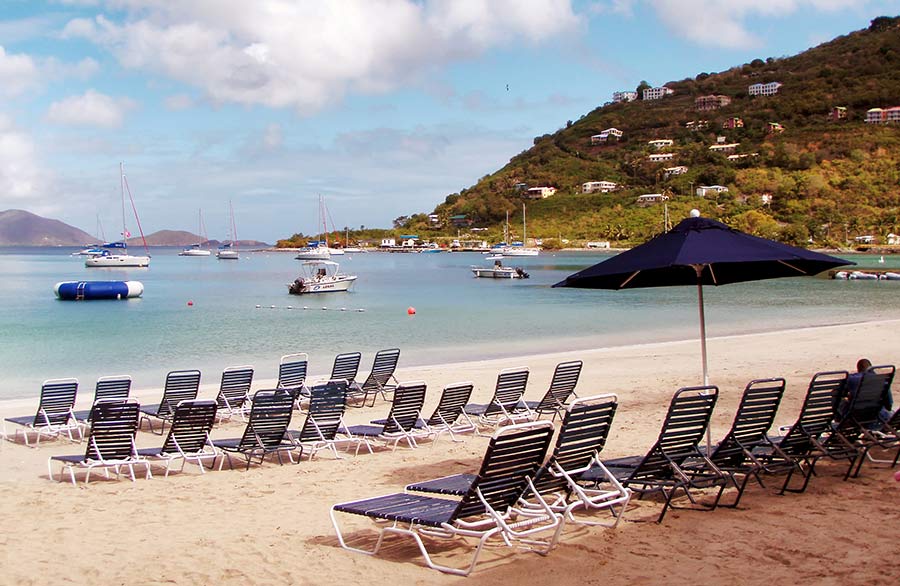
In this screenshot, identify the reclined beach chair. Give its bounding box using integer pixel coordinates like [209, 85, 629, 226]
[331, 420, 561, 576]
[866, 401, 900, 467]
[409, 394, 631, 528]
[48, 399, 150, 486]
[464, 367, 531, 430]
[339, 381, 426, 451]
[525, 361, 583, 421]
[287, 380, 370, 459]
[4, 378, 81, 446]
[580, 386, 725, 523]
[325, 351, 361, 395]
[72, 375, 133, 424]
[276, 353, 308, 404]
[213, 389, 296, 470]
[214, 365, 254, 422]
[829, 365, 895, 479]
[348, 348, 400, 408]
[139, 370, 202, 435]
[752, 371, 848, 494]
[419, 382, 477, 443]
[684, 378, 785, 507]
[137, 400, 219, 476]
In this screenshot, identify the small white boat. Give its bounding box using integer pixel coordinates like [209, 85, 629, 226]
[86, 163, 151, 268]
[85, 249, 151, 267]
[328, 247, 346, 256]
[288, 260, 357, 294]
[849, 271, 879, 280]
[216, 245, 239, 260]
[179, 244, 211, 257]
[498, 244, 540, 256]
[294, 242, 331, 260]
[472, 260, 529, 279]
[883, 272, 900, 280]
[72, 246, 105, 256]
[217, 200, 240, 260]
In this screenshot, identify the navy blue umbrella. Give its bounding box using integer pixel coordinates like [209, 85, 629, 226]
[554, 212, 853, 385]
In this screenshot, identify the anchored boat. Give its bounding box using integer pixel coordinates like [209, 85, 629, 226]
[288, 260, 357, 295]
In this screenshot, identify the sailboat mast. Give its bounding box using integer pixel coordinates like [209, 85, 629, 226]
[120, 162, 127, 246]
[230, 200, 238, 251]
[522, 203, 527, 245]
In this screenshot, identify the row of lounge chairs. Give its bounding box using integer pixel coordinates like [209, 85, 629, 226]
[2, 348, 404, 445]
[331, 366, 899, 575]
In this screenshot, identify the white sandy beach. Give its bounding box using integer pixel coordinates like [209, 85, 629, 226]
[1, 320, 898, 585]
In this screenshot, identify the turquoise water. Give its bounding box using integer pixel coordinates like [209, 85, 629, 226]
[1, 247, 898, 399]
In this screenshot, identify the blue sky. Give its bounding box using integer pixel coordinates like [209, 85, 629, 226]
[1, 0, 898, 242]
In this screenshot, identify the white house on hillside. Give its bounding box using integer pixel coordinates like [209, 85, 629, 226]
[526, 186, 557, 199]
[696, 185, 729, 197]
[749, 82, 782, 96]
[582, 181, 617, 194]
[663, 166, 688, 178]
[643, 86, 674, 100]
[636, 193, 669, 205]
[612, 91, 638, 103]
[648, 153, 674, 162]
[648, 139, 674, 149]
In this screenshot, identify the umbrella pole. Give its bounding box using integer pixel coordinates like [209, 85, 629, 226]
[696, 274, 712, 454]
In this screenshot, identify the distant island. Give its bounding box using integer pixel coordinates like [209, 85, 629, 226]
[0, 209, 269, 247]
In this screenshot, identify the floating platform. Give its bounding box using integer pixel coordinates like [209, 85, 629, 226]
[830, 269, 900, 280]
[54, 280, 144, 300]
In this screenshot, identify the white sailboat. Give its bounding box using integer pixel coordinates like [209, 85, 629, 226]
[295, 195, 333, 260]
[216, 200, 240, 260]
[498, 204, 540, 256]
[85, 163, 151, 268]
[179, 209, 212, 256]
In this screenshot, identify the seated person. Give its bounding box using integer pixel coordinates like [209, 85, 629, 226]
[835, 358, 894, 425]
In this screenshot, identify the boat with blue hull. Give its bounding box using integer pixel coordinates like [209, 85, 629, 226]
[54, 281, 144, 300]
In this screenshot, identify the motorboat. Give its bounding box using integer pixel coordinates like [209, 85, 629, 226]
[288, 260, 357, 294]
[472, 260, 529, 279]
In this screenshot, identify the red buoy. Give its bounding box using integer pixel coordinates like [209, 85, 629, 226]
[407, 306, 416, 315]
[187, 300, 194, 307]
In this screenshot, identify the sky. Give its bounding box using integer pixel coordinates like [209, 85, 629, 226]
[1, 1, 898, 242]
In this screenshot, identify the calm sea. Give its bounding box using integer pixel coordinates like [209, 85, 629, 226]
[1, 247, 898, 399]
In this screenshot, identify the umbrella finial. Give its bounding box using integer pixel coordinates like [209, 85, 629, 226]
[690, 209, 701, 218]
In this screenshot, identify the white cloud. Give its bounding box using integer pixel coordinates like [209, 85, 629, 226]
[164, 94, 194, 110]
[0, 46, 40, 97]
[649, 0, 867, 48]
[62, 0, 581, 114]
[0, 114, 45, 204]
[46, 90, 137, 127]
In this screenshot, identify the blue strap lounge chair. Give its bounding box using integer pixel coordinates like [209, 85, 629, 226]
[276, 353, 308, 404]
[331, 421, 561, 576]
[4, 378, 81, 446]
[580, 386, 725, 523]
[525, 361, 583, 421]
[340, 381, 426, 451]
[213, 389, 296, 470]
[409, 394, 631, 528]
[286, 380, 370, 459]
[348, 348, 400, 408]
[139, 370, 202, 434]
[48, 399, 149, 486]
[215, 365, 254, 422]
[752, 371, 848, 494]
[464, 367, 531, 430]
[683, 378, 785, 507]
[137, 400, 219, 476]
[72, 375, 133, 424]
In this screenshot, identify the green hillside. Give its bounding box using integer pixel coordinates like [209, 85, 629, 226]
[398, 16, 900, 249]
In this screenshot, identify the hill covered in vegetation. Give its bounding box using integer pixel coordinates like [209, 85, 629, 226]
[385, 16, 900, 249]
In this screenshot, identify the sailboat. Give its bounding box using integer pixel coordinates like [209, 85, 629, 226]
[179, 209, 212, 256]
[495, 204, 540, 257]
[85, 163, 151, 268]
[216, 200, 240, 260]
[295, 195, 332, 260]
[72, 213, 108, 256]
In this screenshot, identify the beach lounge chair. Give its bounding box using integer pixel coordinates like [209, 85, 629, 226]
[752, 371, 848, 494]
[48, 399, 150, 485]
[420, 382, 477, 443]
[277, 353, 309, 403]
[829, 365, 895, 479]
[684, 378, 785, 507]
[137, 400, 219, 476]
[287, 380, 370, 459]
[580, 386, 725, 523]
[525, 361, 583, 421]
[4, 378, 81, 446]
[139, 370, 202, 434]
[339, 381, 426, 451]
[327, 351, 362, 392]
[409, 394, 631, 528]
[213, 389, 296, 470]
[214, 366, 254, 422]
[866, 403, 900, 467]
[331, 421, 561, 576]
[464, 367, 531, 430]
[348, 348, 400, 408]
[71, 375, 133, 424]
